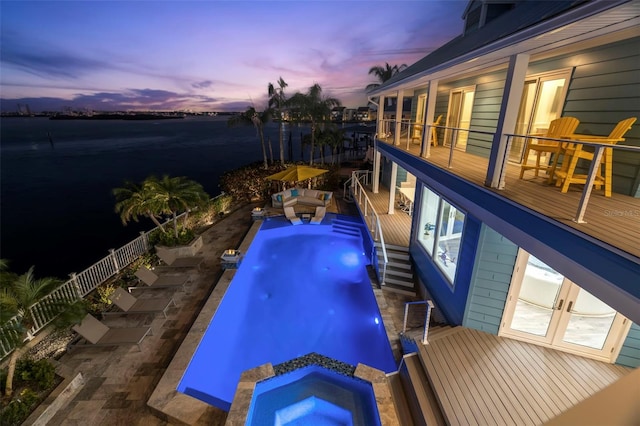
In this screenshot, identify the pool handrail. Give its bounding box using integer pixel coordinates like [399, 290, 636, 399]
[402, 300, 435, 345]
[349, 171, 388, 286]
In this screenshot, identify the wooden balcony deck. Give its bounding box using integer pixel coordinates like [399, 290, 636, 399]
[419, 327, 632, 426]
[375, 139, 640, 259]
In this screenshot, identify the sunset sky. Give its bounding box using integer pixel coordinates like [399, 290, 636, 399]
[1, 1, 467, 113]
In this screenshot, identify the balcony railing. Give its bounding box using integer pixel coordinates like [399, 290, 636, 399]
[377, 119, 640, 224]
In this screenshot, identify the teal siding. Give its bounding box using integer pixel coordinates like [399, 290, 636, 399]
[436, 72, 507, 158]
[463, 223, 518, 334]
[616, 322, 640, 368]
[564, 38, 640, 197]
[431, 37, 640, 195]
[548, 36, 640, 197]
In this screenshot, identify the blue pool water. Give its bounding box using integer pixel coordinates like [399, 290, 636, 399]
[247, 365, 381, 426]
[177, 215, 396, 410]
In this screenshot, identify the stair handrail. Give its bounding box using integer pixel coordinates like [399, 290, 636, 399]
[342, 169, 371, 200]
[402, 300, 435, 345]
[349, 173, 388, 286]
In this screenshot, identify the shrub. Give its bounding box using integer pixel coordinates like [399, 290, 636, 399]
[212, 194, 233, 215]
[148, 227, 195, 247]
[0, 388, 39, 426]
[16, 358, 56, 390]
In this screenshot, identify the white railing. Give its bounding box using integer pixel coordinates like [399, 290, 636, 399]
[342, 170, 371, 201]
[0, 193, 227, 360]
[349, 174, 388, 286]
[379, 122, 640, 223]
[402, 300, 435, 345]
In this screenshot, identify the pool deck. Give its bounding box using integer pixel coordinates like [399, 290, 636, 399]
[42, 198, 414, 425]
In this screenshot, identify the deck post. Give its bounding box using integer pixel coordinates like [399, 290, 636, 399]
[421, 80, 439, 158]
[389, 162, 398, 214]
[373, 147, 381, 193]
[485, 53, 529, 189]
[574, 145, 605, 223]
[394, 90, 404, 146]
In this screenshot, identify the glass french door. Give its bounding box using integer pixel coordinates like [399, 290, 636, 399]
[509, 70, 572, 162]
[500, 251, 630, 362]
[444, 86, 475, 150]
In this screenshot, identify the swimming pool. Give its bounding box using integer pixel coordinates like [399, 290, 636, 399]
[177, 215, 397, 411]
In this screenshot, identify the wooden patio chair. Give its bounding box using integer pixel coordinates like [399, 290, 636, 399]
[554, 117, 636, 197]
[431, 114, 443, 146]
[412, 114, 442, 146]
[105, 287, 175, 318]
[68, 313, 152, 352]
[519, 117, 579, 179]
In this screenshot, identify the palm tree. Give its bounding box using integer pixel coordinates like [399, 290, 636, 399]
[366, 62, 408, 91]
[288, 84, 341, 165]
[144, 175, 210, 239]
[0, 266, 62, 397]
[317, 126, 346, 165]
[113, 181, 166, 233]
[268, 77, 288, 165]
[227, 106, 271, 169]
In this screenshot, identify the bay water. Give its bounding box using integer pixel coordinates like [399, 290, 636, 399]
[0, 116, 310, 278]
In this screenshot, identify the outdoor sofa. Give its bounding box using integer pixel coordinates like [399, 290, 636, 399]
[271, 188, 332, 208]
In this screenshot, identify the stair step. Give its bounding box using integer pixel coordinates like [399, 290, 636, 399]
[332, 223, 361, 232]
[382, 285, 417, 296]
[375, 242, 409, 252]
[384, 275, 415, 287]
[387, 262, 413, 278]
[379, 251, 410, 262]
[388, 372, 416, 426]
[403, 354, 446, 426]
[424, 325, 460, 342]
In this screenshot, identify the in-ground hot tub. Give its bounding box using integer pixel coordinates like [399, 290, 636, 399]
[247, 364, 381, 426]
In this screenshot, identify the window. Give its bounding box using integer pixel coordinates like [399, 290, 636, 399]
[418, 187, 466, 284]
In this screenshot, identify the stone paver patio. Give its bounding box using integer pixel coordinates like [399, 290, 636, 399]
[33, 199, 414, 425]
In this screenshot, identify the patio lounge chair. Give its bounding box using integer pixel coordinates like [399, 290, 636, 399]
[156, 247, 204, 269]
[284, 206, 302, 225]
[68, 313, 152, 352]
[105, 287, 175, 318]
[310, 206, 326, 225]
[133, 266, 189, 291]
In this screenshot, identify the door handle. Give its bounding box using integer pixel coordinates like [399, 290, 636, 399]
[566, 301, 574, 313]
[556, 299, 564, 310]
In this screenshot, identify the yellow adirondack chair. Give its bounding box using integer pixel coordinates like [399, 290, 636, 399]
[553, 117, 636, 197]
[519, 117, 579, 179]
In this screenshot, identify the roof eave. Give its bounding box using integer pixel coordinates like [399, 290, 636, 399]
[369, 0, 634, 96]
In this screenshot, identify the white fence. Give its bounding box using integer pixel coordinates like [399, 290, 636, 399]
[0, 194, 226, 360]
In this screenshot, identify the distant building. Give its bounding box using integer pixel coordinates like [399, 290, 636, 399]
[356, 106, 372, 121]
[330, 106, 347, 121]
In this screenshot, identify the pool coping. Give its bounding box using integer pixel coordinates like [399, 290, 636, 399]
[226, 359, 400, 425]
[147, 217, 403, 425]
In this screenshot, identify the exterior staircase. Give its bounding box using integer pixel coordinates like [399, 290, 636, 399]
[375, 241, 416, 294]
[388, 325, 459, 426]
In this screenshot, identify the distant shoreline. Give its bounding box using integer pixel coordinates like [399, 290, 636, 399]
[49, 113, 185, 121]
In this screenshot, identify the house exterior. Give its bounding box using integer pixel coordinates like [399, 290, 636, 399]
[331, 106, 347, 121]
[367, 0, 640, 369]
[356, 106, 372, 121]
